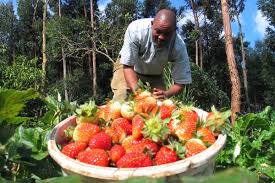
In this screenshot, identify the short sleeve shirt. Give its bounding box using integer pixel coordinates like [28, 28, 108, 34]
[119, 18, 192, 84]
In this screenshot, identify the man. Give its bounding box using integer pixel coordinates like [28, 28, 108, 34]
[111, 9, 191, 101]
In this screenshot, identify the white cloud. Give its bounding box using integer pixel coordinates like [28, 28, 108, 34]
[177, 9, 208, 28]
[98, 0, 111, 12]
[255, 10, 269, 37]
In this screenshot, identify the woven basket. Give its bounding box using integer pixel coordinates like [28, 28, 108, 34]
[48, 108, 226, 182]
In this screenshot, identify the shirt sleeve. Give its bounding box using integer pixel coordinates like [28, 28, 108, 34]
[170, 35, 192, 84]
[119, 23, 139, 66]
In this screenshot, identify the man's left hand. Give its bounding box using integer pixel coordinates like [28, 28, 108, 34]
[153, 88, 167, 99]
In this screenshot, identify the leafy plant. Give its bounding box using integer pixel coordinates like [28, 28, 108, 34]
[216, 106, 275, 181]
[164, 63, 230, 110]
[0, 56, 44, 91]
[0, 88, 38, 127]
[0, 89, 76, 181]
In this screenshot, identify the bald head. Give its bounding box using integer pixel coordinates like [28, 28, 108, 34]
[154, 9, 176, 29]
[151, 9, 177, 48]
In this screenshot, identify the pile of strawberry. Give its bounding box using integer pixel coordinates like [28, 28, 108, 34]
[60, 89, 230, 168]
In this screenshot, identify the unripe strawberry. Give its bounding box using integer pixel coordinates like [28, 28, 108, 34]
[73, 123, 101, 143]
[120, 102, 135, 120]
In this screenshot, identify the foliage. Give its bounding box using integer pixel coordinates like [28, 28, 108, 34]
[0, 2, 17, 64]
[0, 89, 76, 181]
[0, 88, 38, 126]
[0, 56, 44, 91]
[164, 63, 230, 110]
[250, 40, 275, 108]
[216, 106, 275, 181]
[4, 167, 255, 183]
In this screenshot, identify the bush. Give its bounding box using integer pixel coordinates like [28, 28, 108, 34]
[165, 63, 230, 110]
[0, 56, 43, 91]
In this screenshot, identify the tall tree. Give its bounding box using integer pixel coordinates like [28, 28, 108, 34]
[187, 0, 203, 69]
[42, 0, 48, 77]
[17, 0, 43, 58]
[0, 2, 17, 64]
[232, 0, 250, 111]
[58, 0, 69, 101]
[143, 0, 172, 18]
[221, 0, 241, 123]
[90, 0, 97, 97]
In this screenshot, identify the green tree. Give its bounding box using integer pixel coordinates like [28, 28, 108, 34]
[17, 0, 44, 58]
[142, 0, 172, 18]
[0, 2, 17, 64]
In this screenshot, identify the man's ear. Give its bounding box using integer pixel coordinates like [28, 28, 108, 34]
[151, 21, 154, 26]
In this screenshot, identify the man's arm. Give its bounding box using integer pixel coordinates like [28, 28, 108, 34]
[123, 65, 138, 92]
[153, 83, 183, 99]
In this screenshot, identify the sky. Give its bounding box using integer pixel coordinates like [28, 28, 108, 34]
[97, 0, 270, 48]
[1, 0, 270, 48]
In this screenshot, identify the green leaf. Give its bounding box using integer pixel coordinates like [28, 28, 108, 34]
[0, 88, 38, 125]
[36, 175, 82, 183]
[120, 177, 165, 183]
[178, 168, 257, 183]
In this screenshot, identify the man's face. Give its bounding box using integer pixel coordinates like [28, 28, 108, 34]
[151, 20, 176, 48]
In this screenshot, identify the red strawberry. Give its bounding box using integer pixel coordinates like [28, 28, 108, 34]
[182, 110, 198, 125]
[89, 132, 111, 150]
[110, 144, 126, 163]
[197, 127, 216, 145]
[134, 96, 157, 115]
[121, 136, 142, 151]
[175, 107, 198, 142]
[132, 114, 145, 139]
[185, 139, 207, 158]
[116, 152, 153, 168]
[104, 126, 127, 144]
[111, 117, 132, 135]
[77, 149, 109, 167]
[154, 146, 178, 165]
[73, 123, 101, 143]
[98, 101, 121, 121]
[126, 138, 159, 156]
[134, 89, 152, 101]
[160, 105, 172, 120]
[61, 142, 87, 158]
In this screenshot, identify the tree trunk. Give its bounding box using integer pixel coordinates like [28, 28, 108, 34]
[190, 0, 203, 69]
[195, 40, 199, 66]
[90, 0, 97, 97]
[236, 14, 250, 112]
[59, 0, 69, 101]
[82, 0, 87, 18]
[32, 0, 38, 58]
[221, 0, 241, 123]
[42, 0, 48, 77]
